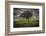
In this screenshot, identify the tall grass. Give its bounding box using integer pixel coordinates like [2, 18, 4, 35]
[13, 19, 39, 28]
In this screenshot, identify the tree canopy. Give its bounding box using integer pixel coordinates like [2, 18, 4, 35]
[20, 11, 33, 19]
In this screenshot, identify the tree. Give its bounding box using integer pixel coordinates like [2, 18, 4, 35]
[20, 10, 33, 23]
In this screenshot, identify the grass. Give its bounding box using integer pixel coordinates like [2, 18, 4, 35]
[13, 19, 39, 28]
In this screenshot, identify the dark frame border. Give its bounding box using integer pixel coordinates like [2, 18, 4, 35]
[5, 1, 45, 36]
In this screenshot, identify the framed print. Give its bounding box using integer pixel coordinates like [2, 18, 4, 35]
[5, 1, 45, 36]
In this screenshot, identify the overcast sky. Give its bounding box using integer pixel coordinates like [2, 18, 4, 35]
[13, 8, 39, 20]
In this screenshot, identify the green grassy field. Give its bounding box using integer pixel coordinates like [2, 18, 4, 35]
[13, 19, 39, 28]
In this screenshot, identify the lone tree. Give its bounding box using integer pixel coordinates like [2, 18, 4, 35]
[20, 10, 33, 23]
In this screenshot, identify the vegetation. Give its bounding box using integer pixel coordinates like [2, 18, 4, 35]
[20, 11, 32, 23]
[13, 10, 39, 28]
[13, 19, 39, 28]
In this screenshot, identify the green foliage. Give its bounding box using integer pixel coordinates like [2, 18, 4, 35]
[14, 19, 39, 27]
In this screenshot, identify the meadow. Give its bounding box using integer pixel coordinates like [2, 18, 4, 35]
[13, 18, 39, 28]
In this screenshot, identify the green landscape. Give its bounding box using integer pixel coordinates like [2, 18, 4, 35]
[13, 8, 39, 28]
[13, 18, 39, 28]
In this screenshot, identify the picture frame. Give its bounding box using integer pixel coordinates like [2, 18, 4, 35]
[5, 0, 45, 36]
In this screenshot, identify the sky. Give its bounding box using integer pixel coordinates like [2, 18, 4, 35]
[13, 8, 39, 20]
